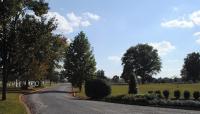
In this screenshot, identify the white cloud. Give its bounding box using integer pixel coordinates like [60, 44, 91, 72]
[150, 41, 176, 56]
[161, 10, 200, 28]
[161, 19, 194, 28]
[193, 32, 200, 36]
[43, 11, 100, 34]
[193, 32, 200, 45]
[196, 39, 200, 44]
[190, 10, 200, 25]
[44, 12, 73, 34]
[66, 12, 91, 28]
[83, 12, 100, 21]
[108, 56, 121, 62]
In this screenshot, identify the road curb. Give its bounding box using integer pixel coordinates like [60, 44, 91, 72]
[19, 94, 32, 114]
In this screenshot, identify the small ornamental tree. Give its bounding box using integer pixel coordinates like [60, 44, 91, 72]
[184, 90, 190, 100]
[193, 91, 200, 100]
[163, 90, 169, 99]
[128, 72, 138, 94]
[174, 90, 181, 99]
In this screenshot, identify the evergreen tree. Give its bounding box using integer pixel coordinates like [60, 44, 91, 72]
[64, 31, 96, 91]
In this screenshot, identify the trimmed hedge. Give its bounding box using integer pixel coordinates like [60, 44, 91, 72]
[85, 79, 111, 99]
[174, 90, 181, 99]
[104, 94, 200, 109]
[184, 91, 190, 100]
[163, 90, 169, 99]
[193, 91, 200, 100]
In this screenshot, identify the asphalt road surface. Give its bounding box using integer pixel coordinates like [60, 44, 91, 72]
[24, 83, 200, 114]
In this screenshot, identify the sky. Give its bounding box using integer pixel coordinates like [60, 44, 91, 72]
[45, 0, 200, 78]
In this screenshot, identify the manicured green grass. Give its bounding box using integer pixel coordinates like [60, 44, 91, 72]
[0, 92, 27, 114]
[77, 83, 200, 99]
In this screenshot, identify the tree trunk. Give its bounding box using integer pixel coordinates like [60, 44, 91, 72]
[50, 80, 52, 86]
[25, 80, 29, 90]
[2, 23, 7, 100]
[79, 85, 82, 92]
[2, 68, 7, 100]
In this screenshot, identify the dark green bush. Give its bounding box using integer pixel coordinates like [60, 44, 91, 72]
[155, 90, 162, 98]
[85, 79, 111, 99]
[174, 90, 181, 99]
[184, 90, 190, 100]
[148, 91, 153, 94]
[193, 91, 200, 100]
[104, 94, 200, 109]
[163, 90, 169, 99]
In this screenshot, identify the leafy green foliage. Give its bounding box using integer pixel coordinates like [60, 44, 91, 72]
[64, 31, 96, 91]
[174, 90, 181, 99]
[193, 91, 200, 100]
[112, 75, 120, 83]
[0, 0, 67, 99]
[85, 79, 111, 99]
[96, 69, 107, 80]
[121, 44, 161, 84]
[181, 52, 200, 82]
[163, 90, 170, 99]
[0, 0, 50, 100]
[184, 90, 190, 100]
[104, 94, 200, 109]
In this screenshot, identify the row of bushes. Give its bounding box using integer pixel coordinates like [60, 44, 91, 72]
[149, 90, 200, 100]
[104, 94, 200, 109]
[84, 79, 200, 100]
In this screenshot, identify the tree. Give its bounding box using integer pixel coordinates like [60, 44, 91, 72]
[121, 44, 161, 93]
[112, 75, 119, 83]
[64, 31, 96, 91]
[96, 69, 107, 80]
[181, 52, 200, 82]
[0, 0, 49, 100]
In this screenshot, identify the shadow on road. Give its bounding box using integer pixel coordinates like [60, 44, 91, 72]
[35, 90, 74, 94]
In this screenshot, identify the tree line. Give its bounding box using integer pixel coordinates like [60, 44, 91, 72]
[0, 0, 67, 100]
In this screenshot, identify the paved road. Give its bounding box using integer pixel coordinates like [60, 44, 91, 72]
[24, 83, 200, 114]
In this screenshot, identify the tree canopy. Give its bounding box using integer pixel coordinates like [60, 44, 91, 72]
[0, 0, 68, 100]
[121, 44, 162, 84]
[181, 52, 200, 82]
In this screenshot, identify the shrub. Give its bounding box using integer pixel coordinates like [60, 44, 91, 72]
[163, 90, 169, 99]
[155, 90, 162, 98]
[148, 91, 153, 94]
[193, 91, 200, 100]
[184, 90, 190, 100]
[174, 90, 181, 99]
[85, 79, 111, 99]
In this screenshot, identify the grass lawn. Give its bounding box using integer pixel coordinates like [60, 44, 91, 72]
[0, 92, 27, 114]
[77, 83, 200, 99]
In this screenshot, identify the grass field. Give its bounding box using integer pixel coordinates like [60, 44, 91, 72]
[77, 83, 200, 99]
[0, 92, 27, 114]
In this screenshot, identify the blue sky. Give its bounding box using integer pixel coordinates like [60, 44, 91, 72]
[46, 0, 200, 78]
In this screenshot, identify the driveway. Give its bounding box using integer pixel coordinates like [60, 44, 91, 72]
[24, 83, 200, 114]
